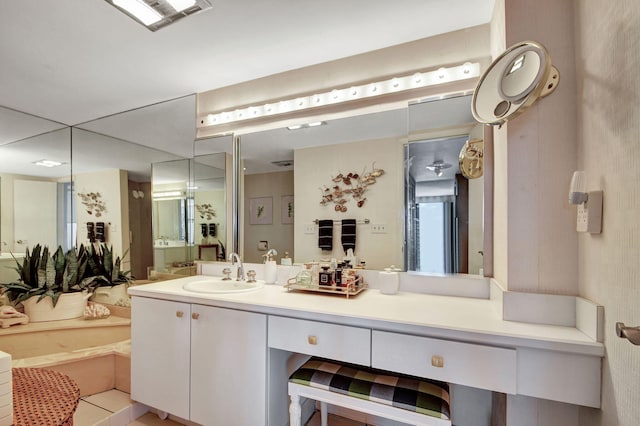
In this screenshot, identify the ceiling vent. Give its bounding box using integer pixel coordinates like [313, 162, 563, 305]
[272, 160, 294, 167]
[106, 0, 213, 32]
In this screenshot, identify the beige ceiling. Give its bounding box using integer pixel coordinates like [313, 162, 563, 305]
[0, 0, 495, 126]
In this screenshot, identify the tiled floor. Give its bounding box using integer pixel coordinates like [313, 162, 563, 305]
[307, 411, 366, 426]
[73, 389, 184, 426]
[74, 391, 360, 426]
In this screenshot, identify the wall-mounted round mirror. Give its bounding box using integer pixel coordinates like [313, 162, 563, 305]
[472, 41, 559, 126]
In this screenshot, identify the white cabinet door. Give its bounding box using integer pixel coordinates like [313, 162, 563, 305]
[190, 305, 267, 426]
[131, 297, 191, 419]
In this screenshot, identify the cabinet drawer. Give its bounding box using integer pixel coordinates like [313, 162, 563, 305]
[372, 330, 516, 393]
[269, 316, 370, 366]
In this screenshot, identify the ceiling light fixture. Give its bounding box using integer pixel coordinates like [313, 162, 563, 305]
[426, 160, 452, 177]
[112, 0, 162, 25]
[166, 0, 196, 12]
[33, 159, 64, 168]
[106, 0, 212, 31]
[201, 62, 481, 128]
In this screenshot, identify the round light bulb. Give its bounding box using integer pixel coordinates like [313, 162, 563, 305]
[463, 62, 472, 74]
[438, 68, 446, 79]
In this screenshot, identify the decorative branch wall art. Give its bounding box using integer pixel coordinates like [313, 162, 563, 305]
[78, 192, 107, 217]
[319, 162, 385, 212]
[196, 203, 216, 220]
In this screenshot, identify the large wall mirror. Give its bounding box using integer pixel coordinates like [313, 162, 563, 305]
[0, 107, 71, 283]
[239, 108, 406, 269]
[70, 127, 185, 279]
[1, 97, 231, 285]
[236, 91, 488, 273]
[73, 95, 232, 279]
[405, 94, 484, 275]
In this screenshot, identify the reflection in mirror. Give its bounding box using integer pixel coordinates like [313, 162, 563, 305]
[194, 135, 233, 263]
[193, 153, 227, 262]
[0, 106, 71, 285]
[71, 127, 186, 279]
[152, 159, 193, 274]
[240, 109, 407, 269]
[405, 94, 483, 275]
[73, 95, 219, 280]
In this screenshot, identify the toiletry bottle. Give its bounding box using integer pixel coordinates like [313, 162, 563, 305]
[319, 265, 332, 286]
[296, 264, 312, 286]
[310, 262, 320, 286]
[334, 263, 343, 289]
[281, 252, 292, 266]
[263, 248, 278, 284]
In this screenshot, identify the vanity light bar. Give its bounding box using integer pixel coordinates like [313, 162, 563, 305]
[152, 191, 183, 198]
[202, 62, 480, 127]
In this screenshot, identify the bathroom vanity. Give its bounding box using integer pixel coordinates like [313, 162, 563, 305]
[129, 275, 603, 426]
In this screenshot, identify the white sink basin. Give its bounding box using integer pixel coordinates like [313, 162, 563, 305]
[183, 278, 264, 294]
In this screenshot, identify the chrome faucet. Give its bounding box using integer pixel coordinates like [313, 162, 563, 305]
[228, 252, 245, 281]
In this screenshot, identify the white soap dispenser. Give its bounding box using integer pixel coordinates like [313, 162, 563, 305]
[263, 249, 278, 284]
[379, 265, 401, 295]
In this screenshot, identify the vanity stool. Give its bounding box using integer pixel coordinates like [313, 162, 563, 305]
[288, 357, 451, 426]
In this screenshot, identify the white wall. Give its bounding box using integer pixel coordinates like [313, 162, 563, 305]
[243, 171, 294, 263]
[294, 137, 403, 270]
[574, 1, 640, 425]
[495, 0, 579, 294]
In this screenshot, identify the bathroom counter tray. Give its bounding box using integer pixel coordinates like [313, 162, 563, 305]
[285, 277, 366, 298]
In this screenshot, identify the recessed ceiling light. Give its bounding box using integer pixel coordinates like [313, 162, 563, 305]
[166, 0, 196, 12]
[33, 159, 64, 168]
[106, 0, 212, 31]
[113, 0, 162, 25]
[287, 121, 327, 130]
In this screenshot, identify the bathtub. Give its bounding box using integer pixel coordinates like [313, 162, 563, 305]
[2, 315, 131, 396]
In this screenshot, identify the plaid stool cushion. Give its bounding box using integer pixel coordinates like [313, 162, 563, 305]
[290, 357, 450, 421]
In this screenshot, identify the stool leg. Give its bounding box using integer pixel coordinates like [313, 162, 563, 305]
[320, 401, 328, 426]
[289, 393, 302, 426]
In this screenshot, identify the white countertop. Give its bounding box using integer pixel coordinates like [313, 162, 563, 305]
[128, 275, 604, 357]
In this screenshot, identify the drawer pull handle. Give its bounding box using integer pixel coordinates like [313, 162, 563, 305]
[176, 311, 184, 318]
[192, 313, 200, 320]
[307, 335, 318, 345]
[431, 355, 444, 368]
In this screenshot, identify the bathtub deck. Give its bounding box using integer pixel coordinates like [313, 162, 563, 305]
[0, 315, 130, 359]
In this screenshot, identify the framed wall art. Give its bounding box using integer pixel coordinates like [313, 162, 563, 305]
[249, 196, 273, 225]
[281, 195, 294, 224]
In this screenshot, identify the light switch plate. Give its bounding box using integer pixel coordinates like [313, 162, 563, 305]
[577, 191, 603, 233]
[304, 225, 316, 234]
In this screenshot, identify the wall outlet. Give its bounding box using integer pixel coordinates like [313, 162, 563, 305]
[371, 223, 387, 234]
[304, 225, 316, 234]
[577, 191, 603, 234]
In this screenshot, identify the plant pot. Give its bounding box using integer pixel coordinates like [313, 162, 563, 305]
[90, 283, 130, 307]
[22, 292, 91, 322]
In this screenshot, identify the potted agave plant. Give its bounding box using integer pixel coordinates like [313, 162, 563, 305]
[0, 244, 100, 322]
[86, 244, 133, 307]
